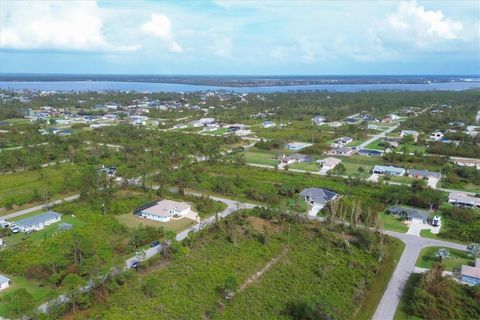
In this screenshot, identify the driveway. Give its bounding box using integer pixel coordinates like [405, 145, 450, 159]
[427, 177, 439, 189]
[406, 219, 424, 236]
[368, 173, 380, 182]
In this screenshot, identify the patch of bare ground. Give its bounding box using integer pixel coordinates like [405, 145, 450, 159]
[246, 216, 283, 233]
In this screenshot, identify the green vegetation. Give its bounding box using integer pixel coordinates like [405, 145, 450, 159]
[434, 206, 480, 243]
[397, 264, 480, 320]
[78, 210, 399, 320]
[377, 213, 409, 233]
[394, 273, 422, 320]
[416, 247, 472, 271]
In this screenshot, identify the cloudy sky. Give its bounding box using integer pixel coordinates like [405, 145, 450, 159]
[0, 0, 478, 75]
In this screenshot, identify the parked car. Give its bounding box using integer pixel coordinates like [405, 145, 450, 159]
[0, 221, 9, 228]
[131, 260, 140, 269]
[11, 228, 20, 234]
[150, 240, 160, 247]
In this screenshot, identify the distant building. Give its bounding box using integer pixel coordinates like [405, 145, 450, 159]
[430, 131, 444, 141]
[452, 158, 480, 170]
[408, 169, 442, 180]
[317, 157, 341, 171]
[330, 136, 353, 148]
[372, 165, 406, 176]
[400, 130, 419, 141]
[448, 192, 480, 208]
[0, 274, 10, 291]
[12, 211, 61, 233]
[285, 142, 313, 151]
[326, 147, 356, 157]
[358, 149, 383, 157]
[261, 121, 276, 128]
[387, 206, 429, 222]
[279, 153, 311, 164]
[312, 116, 326, 125]
[135, 200, 191, 222]
[300, 188, 338, 208]
[461, 258, 480, 286]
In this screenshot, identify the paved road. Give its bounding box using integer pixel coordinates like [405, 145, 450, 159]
[372, 231, 466, 320]
[357, 123, 399, 150]
[0, 194, 80, 221]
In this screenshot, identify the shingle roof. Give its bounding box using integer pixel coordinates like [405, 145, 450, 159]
[388, 206, 429, 220]
[461, 265, 480, 279]
[373, 165, 405, 174]
[141, 200, 190, 217]
[13, 211, 61, 228]
[408, 169, 442, 179]
[300, 188, 338, 205]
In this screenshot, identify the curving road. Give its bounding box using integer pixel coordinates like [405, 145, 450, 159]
[372, 231, 466, 320]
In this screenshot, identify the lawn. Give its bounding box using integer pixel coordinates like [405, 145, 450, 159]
[394, 273, 423, 320]
[4, 215, 85, 246]
[202, 128, 229, 136]
[244, 151, 278, 166]
[342, 162, 372, 178]
[389, 175, 415, 185]
[0, 274, 56, 317]
[355, 237, 405, 320]
[365, 140, 386, 151]
[377, 213, 409, 233]
[415, 246, 472, 271]
[419, 229, 467, 245]
[288, 161, 319, 172]
[116, 213, 197, 234]
[0, 164, 82, 209]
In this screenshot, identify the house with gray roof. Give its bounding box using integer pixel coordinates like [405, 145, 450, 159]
[300, 188, 338, 207]
[279, 153, 311, 164]
[388, 206, 429, 222]
[408, 169, 442, 180]
[372, 165, 406, 176]
[448, 192, 480, 208]
[12, 211, 61, 233]
[0, 274, 10, 291]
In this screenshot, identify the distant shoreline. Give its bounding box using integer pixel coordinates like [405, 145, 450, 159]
[0, 74, 479, 88]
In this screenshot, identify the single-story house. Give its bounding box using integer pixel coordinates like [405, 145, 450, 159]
[262, 121, 276, 128]
[12, 211, 61, 233]
[317, 157, 341, 171]
[331, 136, 353, 148]
[0, 274, 10, 291]
[430, 131, 444, 141]
[285, 142, 313, 151]
[98, 166, 117, 177]
[279, 153, 311, 164]
[312, 116, 326, 125]
[326, 121, 343, 127]
[449, 121, 465, 127]
[136, 200, 191, 222]
[400, 130, 419, 141]
[452, 158, 480, 170]
[448, 192, 480, 208]
[326, 147, 356, 157]
[300, 188, 338, 207]
[461, 258, 480, 285]
[408, 169, 442, 180]
[388, 206, 429, 222]
[372, 165, 406, 176]
[358, 149, 383, 157]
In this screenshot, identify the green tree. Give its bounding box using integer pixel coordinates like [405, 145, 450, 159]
[1, 288, 35, 318]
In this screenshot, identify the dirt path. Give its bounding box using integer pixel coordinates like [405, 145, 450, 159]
[238, 247, 289, 293]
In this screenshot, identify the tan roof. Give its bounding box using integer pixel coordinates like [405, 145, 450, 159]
[319, 157, 341, 166]
[461, 265, 480, 279]
[142, 200, 190, 217]
[453, 158, 480, 165]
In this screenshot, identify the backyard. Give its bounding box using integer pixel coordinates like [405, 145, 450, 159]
[415, 246, 472, 271]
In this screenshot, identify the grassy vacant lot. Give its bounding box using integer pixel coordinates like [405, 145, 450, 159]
[389, 175, 415, 185]
[244, 151, 278, 166]
[116, 213, 197, 234]
[377, 212, 409, 233]
[4, 215, 85, 246]
[419, 229, 467, 245]
[0, 274, 55, 317]
[288, 161, 319, 172]
[0, 164, 81, 209]
[394, 273, 423, 320]
[87, 218, 394, 320]
[415, 246, 472, 271]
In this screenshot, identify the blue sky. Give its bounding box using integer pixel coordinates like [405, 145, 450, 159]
[0, 0, 478, 75]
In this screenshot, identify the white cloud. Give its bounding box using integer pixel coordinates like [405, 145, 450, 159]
[386, 1, 463, 47]
[141, 13, 183, 53]
[0, 1, 138, 52]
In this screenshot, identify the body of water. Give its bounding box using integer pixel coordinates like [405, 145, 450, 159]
[0, 80, 479, 93]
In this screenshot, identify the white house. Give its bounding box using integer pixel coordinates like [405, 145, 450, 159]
[0, 274, 10, 291]
[400, 130, 419, 141]
[262, 121, 276, 128]
[326, 121, 343, 127]
[136, 200, 191, 222]
[312, 116, 326, 125]
[12, 211, 61, 233]
[326, 147, 356, 157]
[452, 158, 480, 170]
[430, 131, 444, 141]
[285, 142, 313, 151]
[317, 157, 341, 171]
[448, 192, 480, 208]
[330, 136, 353, 148]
